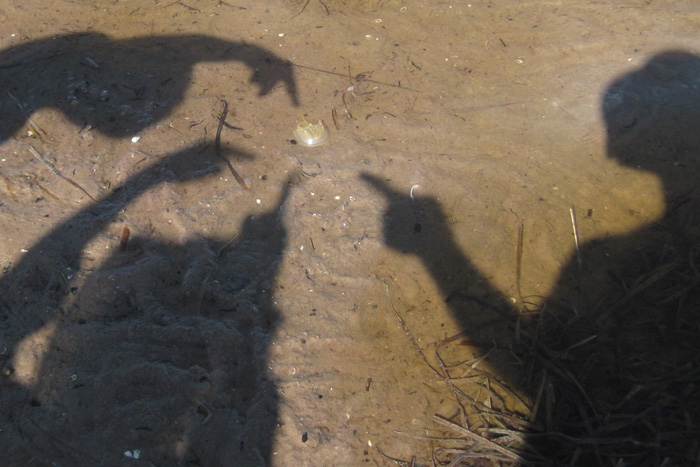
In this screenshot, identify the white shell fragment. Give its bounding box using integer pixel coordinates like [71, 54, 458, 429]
[124, 450, 141, 459]
[293, 118, 329, 147]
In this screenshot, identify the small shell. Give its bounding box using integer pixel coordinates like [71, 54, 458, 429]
[293, 119, 329, 147]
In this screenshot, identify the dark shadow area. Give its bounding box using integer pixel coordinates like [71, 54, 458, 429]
[0, 32, 298, 142]
[0, 144, 291, 465]
[364, 50, 700, 465]
[0, 32, 298, 464]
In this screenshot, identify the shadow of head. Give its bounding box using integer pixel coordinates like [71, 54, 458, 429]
[0, 32, 299, 142]
[603, 50, 700, 191]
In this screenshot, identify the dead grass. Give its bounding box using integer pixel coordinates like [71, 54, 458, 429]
[386, 234, 700, 466]
[457, 243, 697, 466]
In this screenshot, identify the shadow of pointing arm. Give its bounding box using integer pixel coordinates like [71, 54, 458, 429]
[361, 172, 472, 270]
[361, 172, 513, 319]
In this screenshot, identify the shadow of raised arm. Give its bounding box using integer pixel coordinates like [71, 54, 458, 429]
[0, 149, 292, 465]
[1, 144, 226, 328]
[361, 173, 512, 312]
[361, 173, 518, 381]
[0, 33, 298, 141]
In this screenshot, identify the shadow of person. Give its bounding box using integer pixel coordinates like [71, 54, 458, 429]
[0, 145, 291, 465]
[0, 32, 298, 142]
[363, 50, 700, 465]
[533, 50, 700, 464]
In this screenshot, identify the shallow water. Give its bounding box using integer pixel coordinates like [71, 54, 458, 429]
[1, 0, 699, 465]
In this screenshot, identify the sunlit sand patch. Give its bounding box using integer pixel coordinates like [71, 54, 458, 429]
[10, 320, 58, 387]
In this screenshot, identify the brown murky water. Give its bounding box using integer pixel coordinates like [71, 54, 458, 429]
[1, 0, 699, 465]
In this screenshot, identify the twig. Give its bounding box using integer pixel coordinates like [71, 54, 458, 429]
[417, 102, 522, 115]
[434, 341, 470, 427]
[529, 371, 546, 423]
[448, 451, 521, 465]
[382, 280, 441, 375]
[331, 107, 340, 130]
[7, 91, 55, 144]
[215, 100, 249, 191]
[570, 207, 581, 268]
[532, 343, 599, 419]
[374, 445, 423, 467]
[516, 222, 525, 306]
[341, 90, 354, 119]
[288, 0, 310, 19]
[118, 225, 130, 251]
[383, 280, 518, 415]
[526, 430, 658, 448]
[290, 62, 418, 92]
[27, 418, 102, 464]
[28, 145, 96, 202]
[196, 273, 210, 316]
[0, 51, 65, 70]
[194, 397, 213, 425]
[216, 234, 239, 257]
[1, 173, 17, 200]
[433, 414, 522, 462]
[177, 1, 199, 11]
[318, 0, 330, 15]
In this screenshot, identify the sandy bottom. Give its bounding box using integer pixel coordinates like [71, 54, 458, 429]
[1, 0, 699, 465]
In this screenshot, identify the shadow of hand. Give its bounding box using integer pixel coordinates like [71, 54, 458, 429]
[249, 55, 299, 107]
[361, 172, 453, 255]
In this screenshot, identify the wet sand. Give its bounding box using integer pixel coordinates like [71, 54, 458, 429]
[1, 1, 699, 465]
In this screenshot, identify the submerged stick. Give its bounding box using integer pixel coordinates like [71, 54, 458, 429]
[570, 207, 582, 268]
[7, 91, 55, 144]
[2, 173, 17, 200]
[289, 0, 311, 19]
[516, 222, 525, 306]
[382, 280, 503, 416]
[290, 62, 419, 92]
[417, 102, 522, 116]
[28, 145, 96, 202]
[514, 222, 545, 317]
[194, 397, 213, 425]
[374, 445, 416, 467]
[433, 414, 521, 461]
[215, 100, 249, 191]
[383, 280, 439, 374]
[118, 225, 130, 251]
[331, 107, 340, 130]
